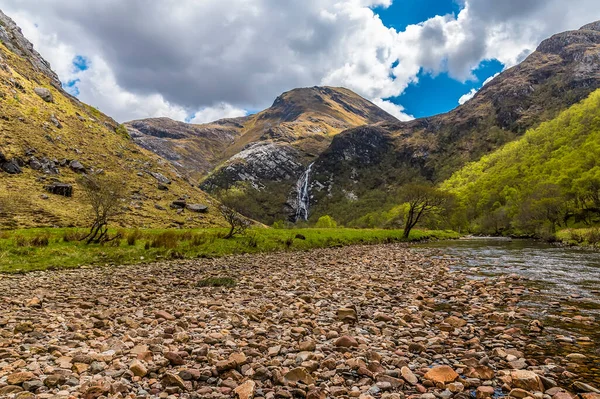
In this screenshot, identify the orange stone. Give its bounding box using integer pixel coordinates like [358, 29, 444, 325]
[424, 365, 459, 384]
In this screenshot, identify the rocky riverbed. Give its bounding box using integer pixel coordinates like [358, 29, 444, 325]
[0, 244, 598, 399]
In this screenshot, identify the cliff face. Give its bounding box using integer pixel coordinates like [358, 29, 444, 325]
[0, 10, 225, 229]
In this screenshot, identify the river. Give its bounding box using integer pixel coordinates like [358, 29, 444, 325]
[416, 238, 600, 385]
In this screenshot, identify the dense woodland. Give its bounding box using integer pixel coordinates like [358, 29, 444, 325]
[443, 89, 600, 237]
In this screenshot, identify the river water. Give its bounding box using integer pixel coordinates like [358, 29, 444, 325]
[415, 238, 600, 385]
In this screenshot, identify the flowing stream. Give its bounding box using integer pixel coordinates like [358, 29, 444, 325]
[415, 238, 600, 384]
[295, 162, 314, 221]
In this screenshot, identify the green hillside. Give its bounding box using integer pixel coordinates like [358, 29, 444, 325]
[443, 89, 600, 236]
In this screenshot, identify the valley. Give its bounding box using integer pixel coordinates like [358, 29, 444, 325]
[0, 5, 599, 399]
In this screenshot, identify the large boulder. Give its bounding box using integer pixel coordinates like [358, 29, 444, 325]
[45, 183, 73, 197]
[33, 87, 53, 102]
[424, 365, 459, 384]
[149, 171, 171, 185]
[185, 204, 208, 213]
[1, 158, 22, 174]
[510, 370, 544, 392]
[69, 160, 86, 173]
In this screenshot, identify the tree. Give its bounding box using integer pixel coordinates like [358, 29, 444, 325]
[315, 215, 337, 228]
[220, 205, 250, 239]
[400, 184, 451, 239]
[78, 174, 126, 244]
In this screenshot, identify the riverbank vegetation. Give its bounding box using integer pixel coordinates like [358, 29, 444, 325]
[0, 227, 459, 273]
[443, 89, 600, 238]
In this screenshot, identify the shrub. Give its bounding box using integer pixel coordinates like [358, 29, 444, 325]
[63, 230, 87, 242]
[126, 229, 141, 246]
[150, 232, 179, 249]
[30, 235, 49, 247]
[315, 215, 337, 228]
[15, 235, 49, 247]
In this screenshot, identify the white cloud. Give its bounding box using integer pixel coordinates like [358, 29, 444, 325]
[371, 99, 414, 121]
[458, 89, 478, 105]
[2, 0, 600, 123]
[458, 72, 501, 105]
[189, 103, 248, 124]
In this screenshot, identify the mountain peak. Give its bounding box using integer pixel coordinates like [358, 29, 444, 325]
[265, 85, 397, 124]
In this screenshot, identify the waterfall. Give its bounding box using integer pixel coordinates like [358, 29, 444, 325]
[295, 162, 314, 221]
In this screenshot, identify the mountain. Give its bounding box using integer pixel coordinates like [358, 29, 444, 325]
[0, 10, 224, 229]
[126, 86, 398, 222]
[305, 21, 600, 225]
[442, 89, 600, 235]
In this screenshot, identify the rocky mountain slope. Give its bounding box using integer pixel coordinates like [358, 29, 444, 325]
[306, 21, 600, 224]
[127, 86, 398, 223]
[0, 10, 225, 229]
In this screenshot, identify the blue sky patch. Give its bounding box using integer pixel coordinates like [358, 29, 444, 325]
[64, 78, 81, 96]
[389, 59, 504, 118]
[72, 55, 90, 72]
[373, 1, 507, 118]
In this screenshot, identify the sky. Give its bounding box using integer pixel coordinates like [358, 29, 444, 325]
[2, 0, 600, 123]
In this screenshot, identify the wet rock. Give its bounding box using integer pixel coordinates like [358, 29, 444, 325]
[511, 370, 544, 392]
[476, 386, 495, 399]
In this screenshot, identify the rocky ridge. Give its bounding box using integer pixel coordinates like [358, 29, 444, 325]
[0, 245, 597, 399]
[0, 10, 225, 229]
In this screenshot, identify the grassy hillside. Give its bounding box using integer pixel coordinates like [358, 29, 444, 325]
[0, 38, 225, 229]
[307, 22, 600, 226]
[443, 89, 600, 235]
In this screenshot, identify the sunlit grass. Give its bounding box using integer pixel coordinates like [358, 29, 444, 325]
[0, 227, 460, 273]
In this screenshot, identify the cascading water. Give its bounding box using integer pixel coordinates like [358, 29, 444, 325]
[295, 162, 314, 221]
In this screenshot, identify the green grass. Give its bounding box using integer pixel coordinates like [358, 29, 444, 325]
[197, 277, 237, 288]
[0, 227, 460, 273]
[556, 227, 600, 248]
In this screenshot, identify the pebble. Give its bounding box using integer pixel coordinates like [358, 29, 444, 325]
[0, 244, 596, 398]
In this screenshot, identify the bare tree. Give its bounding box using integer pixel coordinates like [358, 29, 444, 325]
[401, 184, 451, 239]
[78, 174, 126, 244]
[220, 205, 249, 239]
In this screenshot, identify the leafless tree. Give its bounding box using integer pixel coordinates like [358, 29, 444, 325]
[220, 205, 249, 239]
[78, 174, 126, 244]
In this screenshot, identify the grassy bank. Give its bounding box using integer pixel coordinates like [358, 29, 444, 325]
[0, 227, 459, 273]
[555, 227, 600, 248]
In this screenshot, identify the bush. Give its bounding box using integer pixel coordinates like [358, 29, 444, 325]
[126, 229, 141, 246]
[315, 215, 337, 228]
[15, 235, 49, 247]
[150, 232, 179, 249]
[63, 230, 87, 242]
